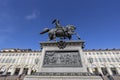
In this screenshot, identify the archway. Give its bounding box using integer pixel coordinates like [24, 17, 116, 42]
[31, 65, 38, 75]
[111, 67, 118, 75]
[7, 65, 14, 75]
[101, 67, 108, 75]
[22, 65, 29, 75]
[14, 65, 21, 75]
[0, 65, 6, 75]
[93, 68, 99, 75]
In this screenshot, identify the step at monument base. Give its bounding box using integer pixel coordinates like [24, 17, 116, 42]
[24, 72, 103, 80]
[24, 75, 103, 80]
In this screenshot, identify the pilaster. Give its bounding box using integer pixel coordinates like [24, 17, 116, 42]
[27, 68, 32, 75]
[107, 67, 112, 75]
[19, 68, 24, 75]
[97, 67, 103, 75]
[116, 67, 120, 75]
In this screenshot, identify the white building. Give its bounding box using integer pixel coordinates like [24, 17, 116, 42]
[0, 48, 41, 75]
[84, 49, 120, 76]
[0, 48, 120, 76]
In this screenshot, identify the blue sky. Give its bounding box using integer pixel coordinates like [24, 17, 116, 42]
[0, 0, 120, 50]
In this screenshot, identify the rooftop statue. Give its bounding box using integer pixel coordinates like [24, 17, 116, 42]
[40, 19, 80, 41]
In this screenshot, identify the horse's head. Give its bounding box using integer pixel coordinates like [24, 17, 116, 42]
[66, 25, 76, 31]
[66, 25, 76, 34]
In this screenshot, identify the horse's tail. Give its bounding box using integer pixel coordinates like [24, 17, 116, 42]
[40, 28, 50, 34]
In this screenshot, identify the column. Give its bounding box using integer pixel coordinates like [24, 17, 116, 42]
[116, 67, 120, 75]
[27, 68, 32, 75]
[107, 67, 112, 75]
[97, 67, 103, 75]
[11, 68, 15, 75]
[2, 70, 7, 75]
[89, 67, 93, 73]
[19, 68, 24, 75]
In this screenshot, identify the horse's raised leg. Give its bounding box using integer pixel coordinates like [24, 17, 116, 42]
[53, 32, 56, 41]
[74, 32, 81, 40]
[68, 35, 72, 40]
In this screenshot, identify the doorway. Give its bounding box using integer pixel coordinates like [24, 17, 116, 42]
[22, 68, 28, 75]
[111, 68, 118, 75]
[101, 67, 108, 75]
[93, 68, 99, 75]
[14, 68, 20, 75]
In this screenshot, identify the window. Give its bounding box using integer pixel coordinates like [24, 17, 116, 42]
[88, 58, 93, 63]
[94, 58, 98, 62]
[34, 58, 39, 64]
[12, 54, 15, 56]
[111, 58, 115, 62]
[97, 53, 99, 55]
[19, 53, 21, 56]
[0, 58, 1, 63]
[5, 58, 8, 63]
[108, 52, 111, 55]
[115, 58, 120, 62]
[12, 59, 16, 63]
[89, 52, 91, 55]
[100, 52, 103, 55]
[5, 54, 8, 56]
[99, 58, 102, 62]
[33, 53, 35, 56]
[107, 58, 111, 62]
[9, 54, 11, 56]
[102, 58, 107, 62]
[116, 52, 119, 54]
[104, 52, 107, 55]
[30, 53, 32, 56]
[16, 54, 18, 56]
[112, 52, 115, 54]
[93, 52, 95, 55]
[23, 54, 25, 56]
[2, 54, 4, 56]
[1, 58, 5, 63]
[9, 59, 12, 63]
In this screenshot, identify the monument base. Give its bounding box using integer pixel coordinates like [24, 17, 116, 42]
[24, 41, 103, 80]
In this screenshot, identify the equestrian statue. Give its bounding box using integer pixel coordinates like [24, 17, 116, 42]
[40, 19, 80, 41]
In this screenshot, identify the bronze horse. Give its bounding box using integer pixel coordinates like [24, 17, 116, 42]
[40, 19, 80, 41]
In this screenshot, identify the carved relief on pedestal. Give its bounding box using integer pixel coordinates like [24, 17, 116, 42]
[43, 51, 82, 67]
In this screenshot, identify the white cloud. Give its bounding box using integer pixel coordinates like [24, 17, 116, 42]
[25, 11, 40, 20]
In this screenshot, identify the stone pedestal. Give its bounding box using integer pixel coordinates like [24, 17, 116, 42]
[39, 40, 87, 73]
[24, 40, 102, 80]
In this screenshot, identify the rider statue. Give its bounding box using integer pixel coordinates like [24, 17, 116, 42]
[40, 19, 80, 41]
[52, 19, 62, 28]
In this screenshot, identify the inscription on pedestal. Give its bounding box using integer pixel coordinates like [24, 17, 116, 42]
[43, 51, 82, 67]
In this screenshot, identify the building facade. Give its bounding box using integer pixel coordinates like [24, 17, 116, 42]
[0, 48, 120, 76]
[0, 49, 40, 75]
[84, 49, 120, 76]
